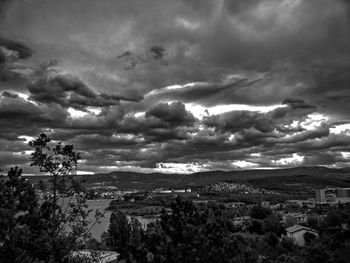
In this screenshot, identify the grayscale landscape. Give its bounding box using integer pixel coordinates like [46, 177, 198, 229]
[1, 0, 350, 262]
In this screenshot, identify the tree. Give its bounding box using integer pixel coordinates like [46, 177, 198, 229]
[303, 232, 317, 245]
[306, 215, 320, 230]
[29, 133, 80, 211]
[324, 212, 342, 228]
[262, 215, 285, 236]
[0, 133, 103, 262]
[122, 197, 249, 263]
[0, 167, 39, 261]
[129, 217, 143, 250]
[37, 179, 47, 191]
[249, 205, 272, 220]
[302, 242, 330, 263]
[28, 133, 103, 262]
[106, 210, 131, 259]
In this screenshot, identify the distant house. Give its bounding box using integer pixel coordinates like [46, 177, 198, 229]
[282, 212, 307, 225]
[224, 202, 245, 208]
[285, 224, 318, 246]
[232, 216, 251, 230]
[261, 201, 271, 208]
[72, 250, 119, 263]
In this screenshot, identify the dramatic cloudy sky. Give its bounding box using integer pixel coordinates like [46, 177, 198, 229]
[1, 0, 350, 174]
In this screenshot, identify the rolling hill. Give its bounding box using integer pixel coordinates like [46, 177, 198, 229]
[24, 166, 350, 190]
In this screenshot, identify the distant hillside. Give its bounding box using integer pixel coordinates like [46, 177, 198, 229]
[25, 166, 350, 190]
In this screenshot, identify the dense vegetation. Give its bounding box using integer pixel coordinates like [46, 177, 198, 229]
[102, 197, 350, 263]
[0, 134, 102, 263]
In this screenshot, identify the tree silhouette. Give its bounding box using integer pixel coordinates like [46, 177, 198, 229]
[118, 197, 252, 263]
[107, 210, 131, 259]
[0, 134, 103, 262]
[37, 179, 47, 191]
[29, 133, 80, 213]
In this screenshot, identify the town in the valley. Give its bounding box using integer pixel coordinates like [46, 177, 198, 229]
[34, 174, 350, 249]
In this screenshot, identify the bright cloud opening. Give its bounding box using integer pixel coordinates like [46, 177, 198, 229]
[68, 107, 88, 118]
[330, 124, 350, 135]
[184, 103, 285, 119]
[155, 162, 210, 174]
[232, 160, 258, 168]
[273, 153, 304, 166]
[300, 113, 329, 130]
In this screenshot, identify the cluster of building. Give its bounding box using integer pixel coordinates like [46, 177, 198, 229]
[315, 188, 350, 204]
[153, 188, 192, 194]
[119, 187, 350, 248]
[206, 182, 278, 195]
[86, 184, 136, 200]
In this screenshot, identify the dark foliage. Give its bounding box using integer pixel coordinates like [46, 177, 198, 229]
[102, 197, 350, 263]
[0, 134, 102, 263]
[249, 205, 272, 220]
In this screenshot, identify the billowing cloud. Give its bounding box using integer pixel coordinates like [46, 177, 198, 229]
[27, 74, 139, 111]
[116, 44, 168, 70]
[145, 101, 196, 126]
[0, 37, 32, 60]
[0, 0, 350, 173]
[0, 36, 33, 85]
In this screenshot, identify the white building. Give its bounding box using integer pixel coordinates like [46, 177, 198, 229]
[315, 189, 326, 203]
[285, 224, 318, 246]
[315, 188, 350, 204]
[282, 213, 307, 224]
[335, 188, 350, 203]
[72, 251, 119, 263]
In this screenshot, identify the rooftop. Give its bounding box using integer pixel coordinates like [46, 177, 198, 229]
[286, 224, 318, 234]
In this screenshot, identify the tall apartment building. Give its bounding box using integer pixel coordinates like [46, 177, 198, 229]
[336, 188, 350, 198]
[315, 188, 350, 204]
[336, 188, 350, 203]
[315, 189, 326, 203]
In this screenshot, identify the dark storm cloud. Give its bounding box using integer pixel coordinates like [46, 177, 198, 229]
[0, 95, 69, 139]
[149, 45, 166, 60]
[3, 0, 349, 115]
[0, 36, 32, 84]
[203, 103, 316, 134]
[28, 75, 96, 104]
[0, 138, 30, 152]
[294, 133, 350, 153]
[116, 45, 168, 70]
[278, 125, 330, 144]
[282, 98, 316, 110]
[0, 151, 29, 168]
[143, 76, 268, 107]
[1, 91, 18, 99]
[114, 103, 197, 143]
[209, 0, 350, 71]
[62, 105, 126, 131]
[262, 132, 350, 162]
[299, 61, 350, 119]
[0, 37, 32, 60]
[33, 101, 196, 145]
[145, 101, 196, 126]
[70, 134, 144, 151]
[1, 0, 350, 172]
[27, 74, 135, 109]
[302, 151, 348, 166]
[204, 110, 273, 133]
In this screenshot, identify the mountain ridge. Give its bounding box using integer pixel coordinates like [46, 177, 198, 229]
[85, 166, 350, 190]
[24, 166, 350, 190]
